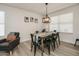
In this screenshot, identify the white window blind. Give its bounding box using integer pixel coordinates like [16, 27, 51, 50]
[49, 13, 73, 33]
[0, 11, 5, 36]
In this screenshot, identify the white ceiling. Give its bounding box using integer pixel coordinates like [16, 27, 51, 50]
[1, 3, 77, 15]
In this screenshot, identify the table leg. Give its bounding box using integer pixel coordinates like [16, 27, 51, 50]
[41, 37, 44, 56]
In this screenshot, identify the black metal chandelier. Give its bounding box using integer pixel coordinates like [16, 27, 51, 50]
[42, 3, 50, 23]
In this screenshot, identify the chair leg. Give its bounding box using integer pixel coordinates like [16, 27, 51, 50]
[34, 45, 37, 56]
[31, 43, 33, 51]
[48, 43, 50, 55]
[56, 40, 58, 48]
[74, 40, 77, 46]
[57, 33, 60, 45]
[17, 45, 19, 48]
[50, 42, 54, 51]
[41, 49, 44, 56]
[53, 41, 56, 50]
[9, 51, 13, 56]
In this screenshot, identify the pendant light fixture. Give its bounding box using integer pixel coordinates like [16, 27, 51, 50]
[42, 3, 50, 23]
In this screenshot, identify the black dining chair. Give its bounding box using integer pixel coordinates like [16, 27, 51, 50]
[51, 33, 58, 51]
[57, 32, 60, 45]
[74, 39, 79, 46]
[35, 31, 39, 33]
[43, 35, 52, 55]
[30, 33, 42, 56]
[54, 30, 60, 45]
[41, 29, 46, 32]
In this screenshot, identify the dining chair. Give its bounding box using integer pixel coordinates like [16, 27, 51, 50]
[51, 33, 58, 51]
[35, 31, 39, 33]
[43, 35, 52, 55]
[41, 29, 46, 32]
[54, 30, 60, 45]
[57, 32, 60, 45]
[30, 33, 42, 56]
[74, 39, 79, 46]
[48, 34, 55, 51]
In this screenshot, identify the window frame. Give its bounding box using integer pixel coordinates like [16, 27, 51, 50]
[0, 11, 5, 36]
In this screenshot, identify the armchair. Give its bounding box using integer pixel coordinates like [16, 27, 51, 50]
[0, 32, 20, 55]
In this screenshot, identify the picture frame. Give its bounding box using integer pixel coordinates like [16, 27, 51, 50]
[30, 17, 34, 22]
[34, 18, 38, 23]
[24, 16, 29, 22]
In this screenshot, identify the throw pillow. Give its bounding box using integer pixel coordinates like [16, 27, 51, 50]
[7, 35, 16, 42]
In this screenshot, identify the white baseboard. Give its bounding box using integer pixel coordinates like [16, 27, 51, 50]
[61, 40, 75, 45]
[20, 38, 30, 43]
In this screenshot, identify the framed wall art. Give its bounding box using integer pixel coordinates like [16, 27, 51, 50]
[24, 16, 29, 22]
[30, 17, 34, 22]
[34, 18, 38, 23]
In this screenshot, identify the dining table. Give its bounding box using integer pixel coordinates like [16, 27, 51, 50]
[37, 32, 54, 55]
[31, 31, 60, 55]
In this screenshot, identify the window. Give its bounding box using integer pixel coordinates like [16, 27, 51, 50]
[49, 13, 73, 33]
[50, 16, 59, 31]
[0, 11, 5, 36]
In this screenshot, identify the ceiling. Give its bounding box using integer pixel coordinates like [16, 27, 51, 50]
[1, 3, 77, 15]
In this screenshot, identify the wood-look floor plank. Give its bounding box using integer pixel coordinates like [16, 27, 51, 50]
[0, 40, 79, 56]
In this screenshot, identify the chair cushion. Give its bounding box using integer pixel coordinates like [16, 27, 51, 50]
[0, 42, 9, 46]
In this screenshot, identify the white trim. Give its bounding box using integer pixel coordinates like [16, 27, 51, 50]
[20, 38, 30, 43]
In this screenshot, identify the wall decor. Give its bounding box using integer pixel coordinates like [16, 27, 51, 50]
[24, 16, 38, 23]
[24, 16, 29, 22]
[34, 18, 38, 23]
[30, 17, 34, 22]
